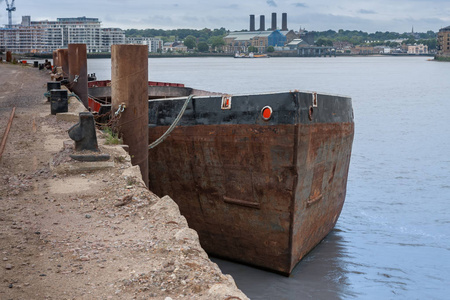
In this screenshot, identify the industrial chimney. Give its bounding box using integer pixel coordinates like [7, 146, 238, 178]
[271, 12, 277, 30]
[250, 15, 255, 31]
[282, 13, 288, 31]
[259, 15, 265, 31]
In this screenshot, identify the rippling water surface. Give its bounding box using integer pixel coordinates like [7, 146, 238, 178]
[88, 56, 450, 299]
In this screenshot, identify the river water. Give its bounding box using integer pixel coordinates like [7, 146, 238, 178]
[88, 56, 450, 299]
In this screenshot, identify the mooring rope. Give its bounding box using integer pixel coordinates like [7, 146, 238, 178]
[43, 91, 83, 104]
[148, 95, 194, 149]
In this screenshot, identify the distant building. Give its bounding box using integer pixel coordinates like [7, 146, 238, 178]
[0, 16, 125, 53]
[162, 42, 187, 53]
[0, 17, 44, 53]
[407, 44, 428, 54]
[437, 26, 450, 57]
[102, 28, 126, 52]
[224, 13, 294, 53]
[299, 30, 315, 45]
[126, 37, 163, 53]
[224, 30, 286, 53]
[286, 38, 309, 49]
[333, 41, 353, 53]
[374, 46, 393, 54]
[351, 46, 376, 55]
[32, 17, 103, 53]
[284, 30, 299, 44]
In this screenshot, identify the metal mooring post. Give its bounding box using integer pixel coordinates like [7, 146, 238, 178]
[50, 89, 68, 115]
[68, 44, 88, 108]
[46, 81, 61, 101]
[111, 44, 149, 187]
[57, 49, 69, 78]
[52, 50, 58, 69]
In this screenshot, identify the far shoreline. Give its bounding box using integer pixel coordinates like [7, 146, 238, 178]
[12, 52, 436, 60]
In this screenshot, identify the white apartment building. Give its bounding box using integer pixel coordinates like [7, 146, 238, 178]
[102, 28, 126, 52]
[125, 37, 163, 53]
[0, 16, 125, 53]
[32, 17, 103, 53]
[0, 25, 44, 53]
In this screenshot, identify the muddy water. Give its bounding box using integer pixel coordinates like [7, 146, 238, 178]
[88, 56, 450, 299]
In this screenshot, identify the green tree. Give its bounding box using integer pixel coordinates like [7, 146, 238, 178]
[392, 42, 400, 48]
[184, 35, 197, 50]
[209, 36, 225, 51]
[402, 37, 416, 45]
[315, 38, 333, 46]
[248, 46, 258, 53]
[197, 42, 209, 52]
[419, 38, 437, 50]
[267, 46, 275, 53]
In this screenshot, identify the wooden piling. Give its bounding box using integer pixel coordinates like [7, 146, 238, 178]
[111, 44, 149, 187]
[68, 44, 88, 107]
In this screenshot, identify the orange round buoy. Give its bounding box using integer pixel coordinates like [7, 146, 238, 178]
[261, 106, 272, 121]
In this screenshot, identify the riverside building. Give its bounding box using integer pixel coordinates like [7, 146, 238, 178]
[437, 26, 450, 58]
[125, 37, 163, 53]
[0, 16, 126, 53]
[223, 13, 316, 55]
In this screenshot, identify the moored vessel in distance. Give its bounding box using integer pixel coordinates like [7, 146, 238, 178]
[235, 52, 269, 58]
[147, 90, 354, 275]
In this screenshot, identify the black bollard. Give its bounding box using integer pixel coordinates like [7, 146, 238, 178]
[50, 89, 68, 115]
[47, 82, 61, 102]
[68, 112, 99, 152]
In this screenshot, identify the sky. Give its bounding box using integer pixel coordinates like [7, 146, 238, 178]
[1, 0, 449, 33]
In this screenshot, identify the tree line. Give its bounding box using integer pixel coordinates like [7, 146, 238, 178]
[125, 27, 228, 52]
[313, 29, 437, 49]
[124, 28, 228, 42]
[124, 27, 439, 51]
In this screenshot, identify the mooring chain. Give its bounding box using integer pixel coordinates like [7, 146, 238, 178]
[94, 103, 126, 140]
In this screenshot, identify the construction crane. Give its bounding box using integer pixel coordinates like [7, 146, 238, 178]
[5, 0, 16, 28]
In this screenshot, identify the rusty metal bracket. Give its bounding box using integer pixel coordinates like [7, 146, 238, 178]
[223, 196, 260, 209]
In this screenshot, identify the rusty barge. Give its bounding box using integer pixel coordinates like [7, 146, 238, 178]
[87, 80, 219, 114]
[87, 80, 354, 275]
[146, 91, 354, 275]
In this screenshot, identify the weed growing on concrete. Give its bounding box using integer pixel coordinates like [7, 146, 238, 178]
[102, 126, 123, 145]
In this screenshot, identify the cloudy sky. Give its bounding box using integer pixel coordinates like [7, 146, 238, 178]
[1, 0, 449, 33]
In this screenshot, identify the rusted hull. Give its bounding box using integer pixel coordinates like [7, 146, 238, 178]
[148, 91, 354, 275]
